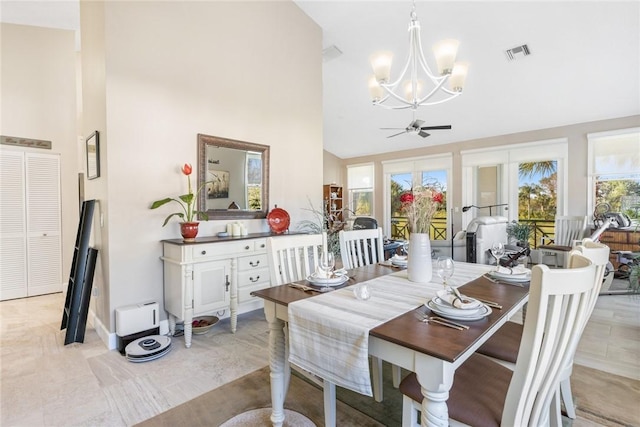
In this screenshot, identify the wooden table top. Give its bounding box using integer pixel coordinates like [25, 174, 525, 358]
[251, 263, 529, 363]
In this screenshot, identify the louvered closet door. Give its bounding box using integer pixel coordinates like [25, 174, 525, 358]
[25, 153, 62, 296]
[0, 151, 28, 300]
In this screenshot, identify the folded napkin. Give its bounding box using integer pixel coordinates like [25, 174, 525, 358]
[494, 265, 529, 276]
[436, 289, 481, 309]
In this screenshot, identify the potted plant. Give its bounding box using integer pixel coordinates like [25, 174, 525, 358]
[150, 163, 210, 241]
[506, 220, 533, 247]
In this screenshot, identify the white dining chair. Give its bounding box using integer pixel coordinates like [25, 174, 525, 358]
[534, 215, 587, 267]
[267, 230, 382, 408]
[476, 238, 610, 420]
[399, 251, 597, 427]
[266, 233, 327, 392]
[338, 226, 400, 402]
[339, 227, 385, 269]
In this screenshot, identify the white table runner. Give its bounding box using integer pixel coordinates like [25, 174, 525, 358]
[287, 261, 493, 396]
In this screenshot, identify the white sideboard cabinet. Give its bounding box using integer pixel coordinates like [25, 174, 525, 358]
[161, 233, 278, 348]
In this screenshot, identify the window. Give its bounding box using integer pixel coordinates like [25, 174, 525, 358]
[382, 154, 452, 240]
[347, 163, 374, 216]
[588, 128, 640, 221]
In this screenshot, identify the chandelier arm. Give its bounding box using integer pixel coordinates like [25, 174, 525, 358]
[415, 76, 450, 104]
[372, 102, 416, 110]
[414, 93, 461, 106]
[413, 22, 440, 81]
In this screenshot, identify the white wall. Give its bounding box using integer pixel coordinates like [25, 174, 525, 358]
[0, 23, 78, 289]
[80, 1, 323, 336]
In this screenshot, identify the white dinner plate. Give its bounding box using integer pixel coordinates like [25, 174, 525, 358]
[427, 300, 492, 321]
[390, 256, 408, 266]
[306, 274, 349, 287]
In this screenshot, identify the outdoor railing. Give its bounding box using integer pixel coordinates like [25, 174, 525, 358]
[390, 216, 556, 249]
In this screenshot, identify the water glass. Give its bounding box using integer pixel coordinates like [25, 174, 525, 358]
[436, 256, 455, 291]
[491, 242, 505, 270]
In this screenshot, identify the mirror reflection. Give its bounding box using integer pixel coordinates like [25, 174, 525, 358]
[197, 134, 270, 219]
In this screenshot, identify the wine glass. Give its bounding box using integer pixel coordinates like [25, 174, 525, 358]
[319, 251, 335, 291]
[436, 257, 455, 292]
[491, 242, 505, 271]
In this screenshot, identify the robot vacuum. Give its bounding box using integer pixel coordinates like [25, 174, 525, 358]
[125, 335, 172, 363]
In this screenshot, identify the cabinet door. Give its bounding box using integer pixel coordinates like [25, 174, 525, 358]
[193, 260, 230, 315]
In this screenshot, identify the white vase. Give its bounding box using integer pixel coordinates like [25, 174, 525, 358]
[407, 233, 433, 283]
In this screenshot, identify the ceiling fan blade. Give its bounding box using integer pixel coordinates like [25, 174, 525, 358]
[419, 125, 452, 130]
[410, 119, 424, 128]
[380, 127, 407, 130]
[387, 131, 407, 138]
[418, 131, 431, 138]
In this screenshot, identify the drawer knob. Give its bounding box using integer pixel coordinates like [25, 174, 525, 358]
[260, 244, 265, 248]
[249, 260, 260, 267]
[250, 275, 260, 283]
[245, 245, 250, 250]
[201, 250, 207, 255]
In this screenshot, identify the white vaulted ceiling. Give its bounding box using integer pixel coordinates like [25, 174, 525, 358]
[294, 1, 640, 158]
[3, 1, 639, 159]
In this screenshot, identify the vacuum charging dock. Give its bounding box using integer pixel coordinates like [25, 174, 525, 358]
[115, 302, 160, 355]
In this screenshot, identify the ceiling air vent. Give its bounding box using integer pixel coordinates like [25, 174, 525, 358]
[323, 45, 343, 63]
[505, 44, 531, 61]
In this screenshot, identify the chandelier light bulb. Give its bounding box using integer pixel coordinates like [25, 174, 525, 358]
[370, 52, 393, 83]
[369, 76, 384, 102]
[449, 62, 469, 92]
[403, 79, 424, 102]
[433, 39, 460, 76]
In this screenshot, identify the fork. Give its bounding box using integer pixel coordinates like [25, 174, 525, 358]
[415, 314, 466, 330]
[288, 283, 316, 292]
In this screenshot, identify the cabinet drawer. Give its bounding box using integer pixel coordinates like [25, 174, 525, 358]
[239, 284, 269, 304]
[238, 268, 270, 288]
[237, 254, 269, 271]
[253, 239, 267, 252]
[192, 241, 255, 260]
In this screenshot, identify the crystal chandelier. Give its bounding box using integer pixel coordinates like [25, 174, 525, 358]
[368, 1, 469, 110]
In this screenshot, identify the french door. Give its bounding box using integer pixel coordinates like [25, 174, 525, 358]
[461, 139, 567, 230]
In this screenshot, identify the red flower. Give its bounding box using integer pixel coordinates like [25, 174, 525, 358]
[400, 192, 414, 204]
[182, 163, 193, 176]
[432, 192, 443, 203]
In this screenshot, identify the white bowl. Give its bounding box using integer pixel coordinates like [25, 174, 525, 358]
[192, 316, 219, 335]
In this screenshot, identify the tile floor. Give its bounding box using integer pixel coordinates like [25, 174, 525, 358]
[1, 285, 638, 426]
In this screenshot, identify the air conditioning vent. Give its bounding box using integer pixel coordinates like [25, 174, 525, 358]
[505, 44, 531, 61]
[323, 45, 343, 63]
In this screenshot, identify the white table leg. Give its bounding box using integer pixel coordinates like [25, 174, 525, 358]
[265, 302, 287, 427]
[416, 355, 454, 427]
[323, 380, 336, 427]
[372, 356, 383, 402]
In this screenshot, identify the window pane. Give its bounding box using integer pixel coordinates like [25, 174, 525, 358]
[595, 175, 640, 219]
[348, 164, 374, 189]
[592, 133, 640, 175]
[349, 190, 372, 216]
[390, 173, 412, 240]
[422, 170, 448, 240]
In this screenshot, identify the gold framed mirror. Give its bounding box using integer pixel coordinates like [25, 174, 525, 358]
[197, 134, 270, 220]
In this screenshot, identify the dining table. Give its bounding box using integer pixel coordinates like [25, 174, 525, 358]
[251, 261, 529, 427]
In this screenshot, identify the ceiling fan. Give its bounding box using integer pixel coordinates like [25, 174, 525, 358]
[381, 119, 451, 139]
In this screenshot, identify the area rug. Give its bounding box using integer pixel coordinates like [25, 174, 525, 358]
[137, 362, 638, 427]
[135, 365, 383, 427]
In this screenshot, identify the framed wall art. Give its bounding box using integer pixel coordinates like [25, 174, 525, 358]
[86, 131, 100, 180]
